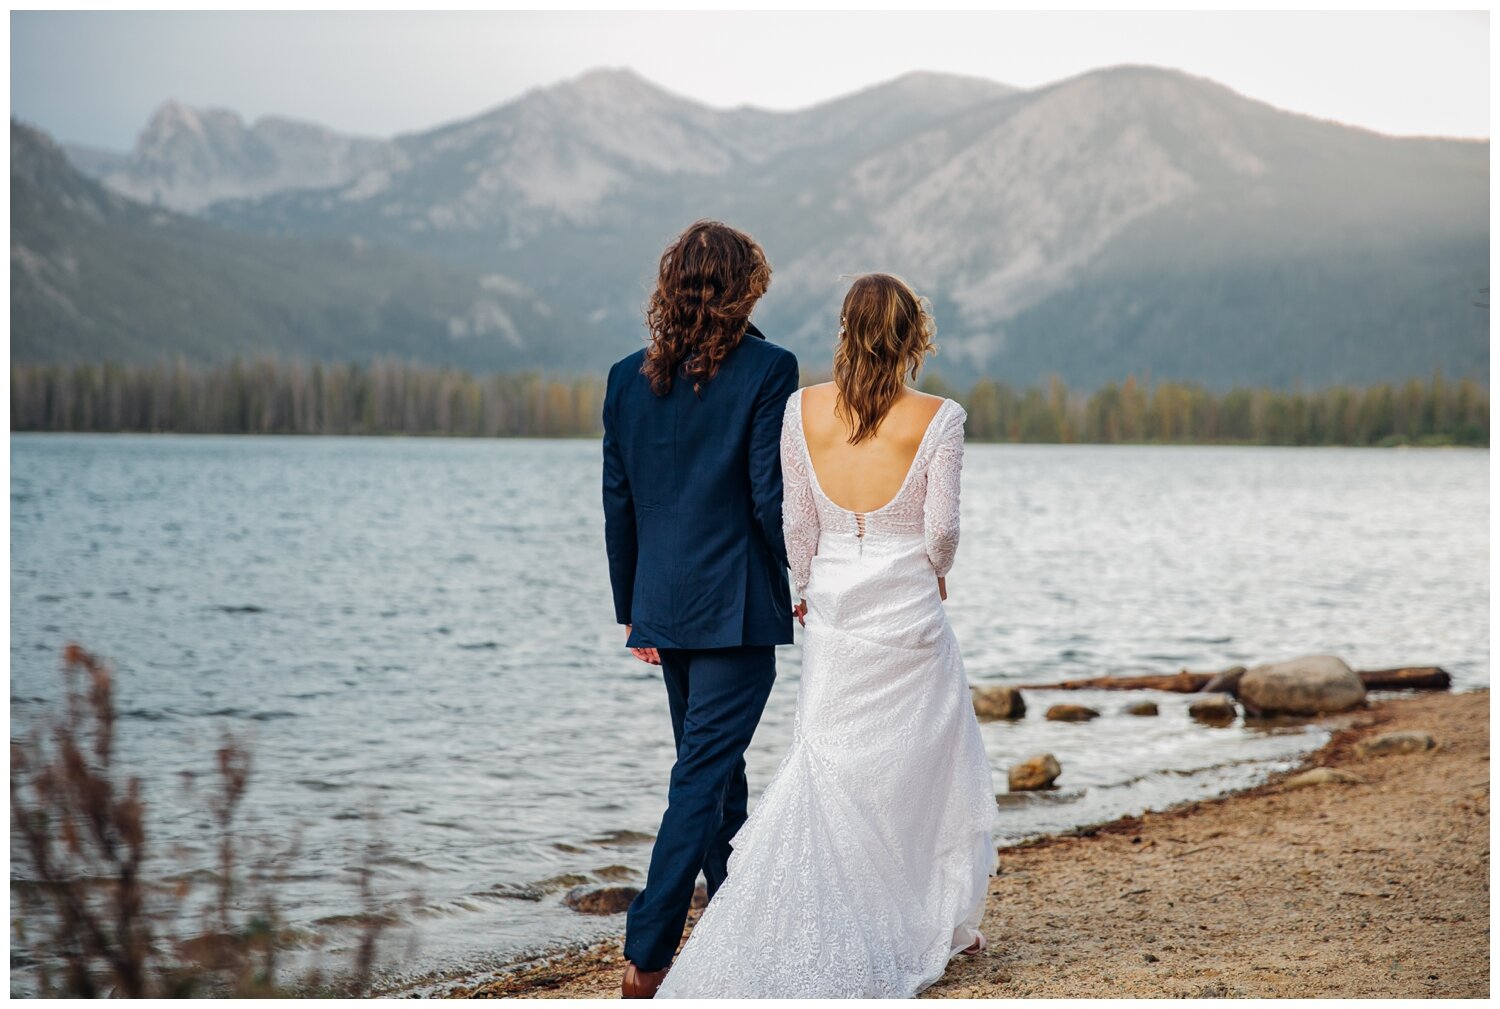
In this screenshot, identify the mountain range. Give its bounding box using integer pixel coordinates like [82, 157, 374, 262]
[13, 123, 558, 370]
[19, 65, 1491, 389]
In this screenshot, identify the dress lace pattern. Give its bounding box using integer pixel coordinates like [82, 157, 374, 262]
[655, 390, 999, 999]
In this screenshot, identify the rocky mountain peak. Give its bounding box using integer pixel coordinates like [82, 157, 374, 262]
[137, 100, 246, 150]
[555, 66, 660, 100]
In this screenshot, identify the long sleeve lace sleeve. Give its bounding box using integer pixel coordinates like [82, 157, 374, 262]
[780, 393, 819, 597]
[923, 405, 966, 578]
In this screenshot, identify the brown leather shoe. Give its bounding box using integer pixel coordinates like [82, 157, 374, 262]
[623, 962, 669, 998]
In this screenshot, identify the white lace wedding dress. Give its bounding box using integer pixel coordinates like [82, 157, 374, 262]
[655, 390, 998, 999]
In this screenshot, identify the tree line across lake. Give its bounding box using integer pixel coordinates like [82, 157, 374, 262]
[9, 357, 1489, 446]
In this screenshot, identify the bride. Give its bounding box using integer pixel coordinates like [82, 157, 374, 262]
[655, 273, 999, 998]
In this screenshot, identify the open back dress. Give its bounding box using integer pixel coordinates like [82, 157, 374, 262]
[655, 389, 999, 998]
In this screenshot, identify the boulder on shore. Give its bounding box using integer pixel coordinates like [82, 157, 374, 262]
[1046, 704, 1099, 722]
[1009, 754, 1062, 791]
[972, 685, 1026, 721]
[1124, 700, 1159, 716]
[1238, 655, 1366, 716]
[564, 885, 639, 915]
[1283, 767, 1367, 789]
[1188, 694, 1237, 725]
[1356, 730, 1437, 757]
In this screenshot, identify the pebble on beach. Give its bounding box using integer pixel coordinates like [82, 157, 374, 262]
[1124, 700, 1159, 716]
[1356, 730, 1437, 757]
[1282, 767, 1367, 789]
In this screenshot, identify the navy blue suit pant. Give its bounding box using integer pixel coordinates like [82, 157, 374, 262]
[623, 644, 776, 971]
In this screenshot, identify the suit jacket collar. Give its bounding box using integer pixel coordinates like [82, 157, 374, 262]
[746, 321, 765, 340]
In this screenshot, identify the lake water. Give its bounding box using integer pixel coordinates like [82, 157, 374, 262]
[9, 435, 1489, 994]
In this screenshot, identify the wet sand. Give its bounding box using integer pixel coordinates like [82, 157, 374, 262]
[444, 688, 1489, 999]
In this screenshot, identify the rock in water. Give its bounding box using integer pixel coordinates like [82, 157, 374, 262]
[1045, 704, 1099, 722]
[972, 685, 1026, 720]
[1356, 730, 1437, 757]
[1238, 655, 1366, 716]
[1008, 754, 1062, 791]
[1125, 700, 1160, 716]
[563, 884, 640, 915]
[1283, 767, 1367, 789]
[534, 873, 591, 893]
[1188, 694, 1237, 724]
[1201, 665, 1248, 695]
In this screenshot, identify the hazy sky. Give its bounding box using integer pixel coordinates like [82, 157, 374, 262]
[11, 10, 1490, 151]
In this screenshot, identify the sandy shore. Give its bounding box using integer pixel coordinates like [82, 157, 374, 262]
[445, 688, 1489, 999]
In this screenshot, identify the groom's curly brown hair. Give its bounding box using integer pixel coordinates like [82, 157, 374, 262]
[642, 220, 771, 397]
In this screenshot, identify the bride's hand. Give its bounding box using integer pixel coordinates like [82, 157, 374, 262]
[937, 576, 947, 601]
[792, 599, 807, 627]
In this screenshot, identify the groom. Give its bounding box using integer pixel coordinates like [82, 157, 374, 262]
[602, 220, 799, 997]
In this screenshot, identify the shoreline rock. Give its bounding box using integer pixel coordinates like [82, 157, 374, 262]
[971, 685, 1026, 721]
[1200, 665, 1247, 694]
[563, 885, 639, 915]
[1238, 655, 1365, 716]
[1188, 694, 1237, 724]
[1008, 754, 1062, 792]
[1045, 703, 1099, 722]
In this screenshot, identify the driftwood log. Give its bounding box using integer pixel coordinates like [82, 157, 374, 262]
[1356, 667, 1452, 691]
[1016, 670, 1210, 692]
[1017, 666, 1450, 693]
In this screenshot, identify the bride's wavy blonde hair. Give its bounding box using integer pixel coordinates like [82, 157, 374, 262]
[833, 273, 937, 443]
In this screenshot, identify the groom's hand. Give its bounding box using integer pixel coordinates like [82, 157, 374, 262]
[625, 624, 660, 665]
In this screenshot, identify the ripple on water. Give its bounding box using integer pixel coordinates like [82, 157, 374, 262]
[296, 779, 352, 793]
[198, 706, 297, 721]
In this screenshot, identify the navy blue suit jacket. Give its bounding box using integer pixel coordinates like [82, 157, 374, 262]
[603, 324, 800, 650]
